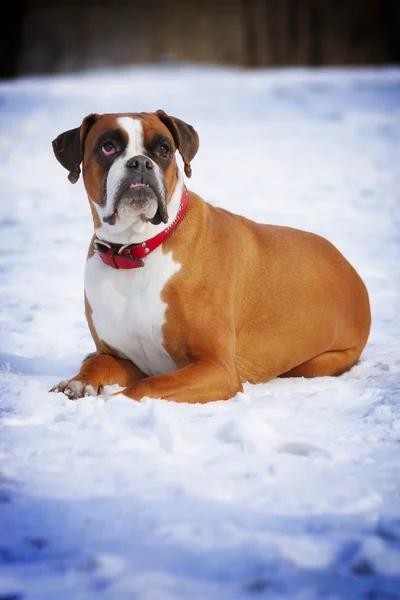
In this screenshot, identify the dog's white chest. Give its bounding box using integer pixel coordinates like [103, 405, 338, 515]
[84, 249, 181, 376]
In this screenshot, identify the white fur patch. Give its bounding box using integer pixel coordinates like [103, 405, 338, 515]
[85, 246, 181, 377]
[106, 117, 145, 214]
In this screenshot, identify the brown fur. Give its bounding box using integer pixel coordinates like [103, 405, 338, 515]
[51, 112, 371, 403]
[120, 193, 370, 402]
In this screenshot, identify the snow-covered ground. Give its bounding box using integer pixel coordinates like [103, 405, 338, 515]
[1, 66, 400, 600]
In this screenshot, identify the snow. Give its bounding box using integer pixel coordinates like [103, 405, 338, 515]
[1, 65, 400, 599]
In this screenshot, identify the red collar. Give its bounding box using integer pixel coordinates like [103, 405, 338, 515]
[94, 187, 189, 269]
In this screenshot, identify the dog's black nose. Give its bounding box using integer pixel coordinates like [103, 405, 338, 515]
[126, 156, 153, 170]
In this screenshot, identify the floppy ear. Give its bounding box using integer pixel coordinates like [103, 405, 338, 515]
[155, 110, 199, 178]
[52, 114, 97, 183]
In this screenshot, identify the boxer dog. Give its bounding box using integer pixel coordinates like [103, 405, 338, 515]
[50, 110, 371, 402]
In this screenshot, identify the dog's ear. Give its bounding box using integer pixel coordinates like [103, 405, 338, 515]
[155, 110, 199, 178]
[52, 114, 97, 183]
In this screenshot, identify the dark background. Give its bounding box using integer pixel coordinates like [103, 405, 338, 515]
[2, 0, 400, 78]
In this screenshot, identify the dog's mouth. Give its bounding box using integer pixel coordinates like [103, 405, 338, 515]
[103, 209, 153, 226]
[129, 182, 150, 190]
[103, 181, 167, 227]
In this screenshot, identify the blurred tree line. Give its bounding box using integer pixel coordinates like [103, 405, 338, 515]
[1, 0, 399, 77]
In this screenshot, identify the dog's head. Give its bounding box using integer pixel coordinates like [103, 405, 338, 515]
[52, 111, 199, 235]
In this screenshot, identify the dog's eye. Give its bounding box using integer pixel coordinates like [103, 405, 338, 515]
[101, 142, 117, 157]
[157, 143, 170, 158]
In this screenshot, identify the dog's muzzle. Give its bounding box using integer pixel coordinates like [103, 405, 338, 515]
[108, 155, 167, 226]
[126, 155, 167, 225]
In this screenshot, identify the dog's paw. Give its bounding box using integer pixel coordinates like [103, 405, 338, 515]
[49, 380, 99, 400]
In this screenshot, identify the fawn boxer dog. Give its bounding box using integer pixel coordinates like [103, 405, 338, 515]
[50, 110, 371, 403]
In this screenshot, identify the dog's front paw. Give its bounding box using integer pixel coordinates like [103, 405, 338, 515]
[50, 379, 100, 400]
